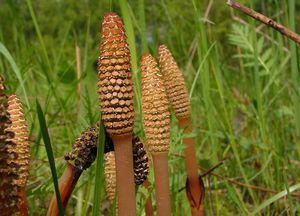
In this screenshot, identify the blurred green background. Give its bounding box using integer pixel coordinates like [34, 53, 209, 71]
[0, 0, 300, 215]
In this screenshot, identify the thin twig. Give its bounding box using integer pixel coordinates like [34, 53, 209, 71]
[199, 166, 300, 198]
[200, 160, 225, 177]
[177, 161, 300, 198]
[231, 15, 289, 53]
[226, 0, 300, 44]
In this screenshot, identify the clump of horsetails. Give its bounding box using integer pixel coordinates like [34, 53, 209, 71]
[0, 10, 207, 216]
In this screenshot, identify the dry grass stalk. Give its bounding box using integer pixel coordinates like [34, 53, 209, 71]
[227, 0, 300, 44]
[0, 84, 30, 216]
[141, 53, 171, 216]
[158, 44, 204, 215]
[98, 12, 136, 216]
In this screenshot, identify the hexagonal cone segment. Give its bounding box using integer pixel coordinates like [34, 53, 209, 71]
[158, 44, 191, 119]
[141, 53, 170, 154]
[0, 94, 29, 215]
[185, 175, 205, 215]
[98, 12, 134, 137]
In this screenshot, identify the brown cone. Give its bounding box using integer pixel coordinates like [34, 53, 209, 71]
[6, 95, 30, 188]
[132, 136, 149, 185]
[64, 126, 98, 171]
[0, 85, 17, 215]
[141, 53, 170, 154]
[64, 125, 117, 171]
[158, 44, 191, 119]
[0, 93, 29, 215]
[159, 45, 204, 215]
[98, 12, 134, 137]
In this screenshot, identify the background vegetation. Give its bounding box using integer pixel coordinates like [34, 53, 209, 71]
[0, 0, 300, 215]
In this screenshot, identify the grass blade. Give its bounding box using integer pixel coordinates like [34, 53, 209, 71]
[25, 0, 52, 73]
[189, 41, 216, 99]
[119, 0, 142, 117]
[36, 100, 64, 216]
[92, 121, 106, 216]
[0, 42, 30, 110]
[252, 183, 300, 214]
[138, 0, 148, 53]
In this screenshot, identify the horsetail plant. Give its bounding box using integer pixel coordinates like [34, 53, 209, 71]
[98, 12, 136, 215]
[141, 54, 171, 216]
[47, 125, 99, 216]
[47, 124, 115, 216]
[0, 76, 30, 216]
[158, 44, 205, 215]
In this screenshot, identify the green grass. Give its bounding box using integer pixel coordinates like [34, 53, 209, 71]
[92, 121, 106, 216]
[36, 100, 64, 216]
[0, 0, 300, 215]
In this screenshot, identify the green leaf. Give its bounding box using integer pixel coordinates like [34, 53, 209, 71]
[0, 42, 30, 110]
[36, 100, 64, 216]
[92, 121, 106, 216]
[252, 183, 300, 214]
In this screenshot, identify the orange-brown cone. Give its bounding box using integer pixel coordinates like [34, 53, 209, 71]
[158, 44, 191, 119]
[0, 93, 29, 215]
[98, 12, 136, 216]
[141, 53, 171, 216]
[132, 136, 149, 185]
[98, 12, 134, 136]
[158, 44, 204, 215]
[141, 54, 170, 154]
